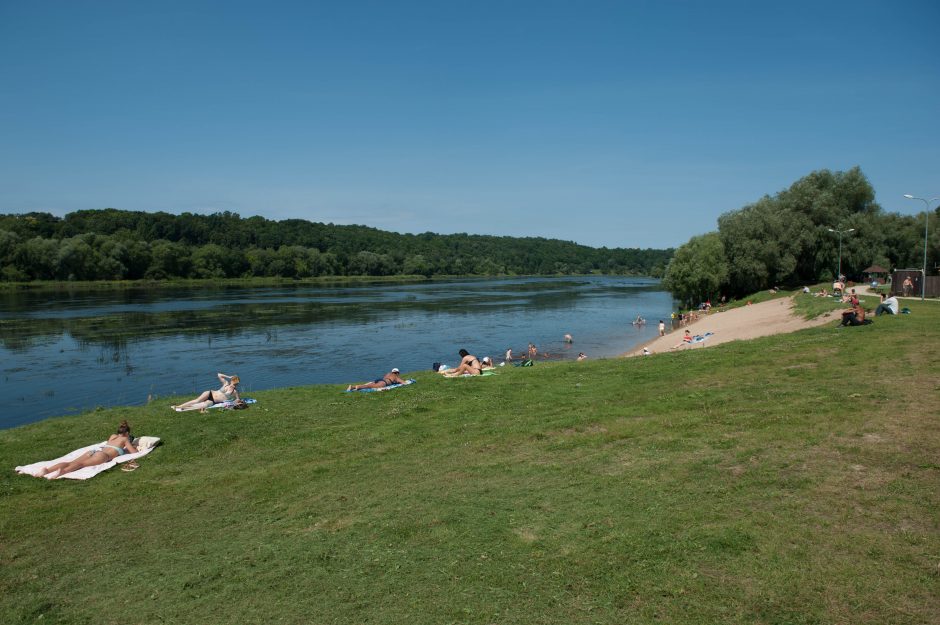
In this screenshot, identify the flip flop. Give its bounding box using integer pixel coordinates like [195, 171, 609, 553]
[121, 461, 140, 472]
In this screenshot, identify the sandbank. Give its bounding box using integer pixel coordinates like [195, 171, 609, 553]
[626, 297, 840, 356]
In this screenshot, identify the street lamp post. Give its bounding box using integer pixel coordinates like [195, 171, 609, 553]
[903, 194, 939, 301]
[827, 227, 855, 283]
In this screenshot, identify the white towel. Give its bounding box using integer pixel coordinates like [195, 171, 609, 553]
[15, 441, 157, 480]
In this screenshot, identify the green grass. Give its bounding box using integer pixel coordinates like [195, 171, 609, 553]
[2, 297, 938, 624]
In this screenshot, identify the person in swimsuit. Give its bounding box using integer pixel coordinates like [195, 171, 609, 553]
[347, 368, 407, 391]
[39, 419, 137, 479]
[443, 349, 483, 376]
[672, 330, 693, 349]
[172, 372, 240, 412]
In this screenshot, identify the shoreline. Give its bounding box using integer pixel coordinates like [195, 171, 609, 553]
[621, 297, 840, 357]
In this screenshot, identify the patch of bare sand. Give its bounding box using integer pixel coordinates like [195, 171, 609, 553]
[627, 297, 839, 357]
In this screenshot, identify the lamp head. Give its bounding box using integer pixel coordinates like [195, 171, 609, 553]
[903, 194, 915, 199]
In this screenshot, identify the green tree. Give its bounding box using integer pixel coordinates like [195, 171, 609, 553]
[20, 237, 60, 280]
[191, 244, 228, 278]
[662, 232, 729, 306]
[146, 240, 192, 279]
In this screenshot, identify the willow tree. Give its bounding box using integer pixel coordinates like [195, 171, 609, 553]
[661, 232, 729, 307]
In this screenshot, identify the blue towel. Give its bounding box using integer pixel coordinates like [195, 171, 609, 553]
[346, 379, 417, 393]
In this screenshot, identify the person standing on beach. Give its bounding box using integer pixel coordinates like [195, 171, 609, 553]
[658, 320, 665, 336]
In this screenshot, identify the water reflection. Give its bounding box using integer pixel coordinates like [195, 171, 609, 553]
[0, 277, 673, 428]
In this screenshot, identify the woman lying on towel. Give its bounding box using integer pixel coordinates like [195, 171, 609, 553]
[172, 372, 241, 412]
[347, 368, 407, 391]
[39, 420, 137, 479]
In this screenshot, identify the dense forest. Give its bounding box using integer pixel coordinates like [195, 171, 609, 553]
[0, 209, 672, 282]
[662, 167, 939, 304]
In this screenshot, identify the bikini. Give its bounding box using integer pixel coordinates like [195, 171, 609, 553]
[102, 444, 127, 455]
[89, 443, 126, 457]
[211, 387, 235, 402]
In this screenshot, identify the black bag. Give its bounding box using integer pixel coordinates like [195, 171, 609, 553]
[432, 362, 443, 372]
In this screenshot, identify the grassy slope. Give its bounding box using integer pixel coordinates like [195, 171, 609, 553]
[1, 296, 937, 625]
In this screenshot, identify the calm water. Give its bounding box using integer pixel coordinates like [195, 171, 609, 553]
[0, 276, 674, 429]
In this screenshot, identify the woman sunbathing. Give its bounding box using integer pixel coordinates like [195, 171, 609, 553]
[39, 420, 137, 479]
[172, 372, 240, 412]
[347, 368, 407, 391]
[442, 349, 483, 376]
[672, 330, 693, 349]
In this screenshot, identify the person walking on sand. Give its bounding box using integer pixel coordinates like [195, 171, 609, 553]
[658, 320, 665, 336]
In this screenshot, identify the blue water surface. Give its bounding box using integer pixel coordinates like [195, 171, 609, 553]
[0, 276, 675, 428]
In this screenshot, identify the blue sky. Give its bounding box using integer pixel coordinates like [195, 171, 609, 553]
[1, 0, 937, 249]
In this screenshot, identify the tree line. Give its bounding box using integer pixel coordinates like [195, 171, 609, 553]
[662, 166, 939, 305]
[0, 209, 673, 282]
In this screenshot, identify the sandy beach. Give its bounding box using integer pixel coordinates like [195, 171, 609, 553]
[627, 296, 840, 356]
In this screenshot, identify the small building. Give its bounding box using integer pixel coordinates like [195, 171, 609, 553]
[863, 264, 889, 285]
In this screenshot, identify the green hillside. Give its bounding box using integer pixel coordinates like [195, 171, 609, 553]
[1, 294, 937, 624]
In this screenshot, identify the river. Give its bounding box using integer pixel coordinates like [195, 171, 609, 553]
[0, 276, 674, 428]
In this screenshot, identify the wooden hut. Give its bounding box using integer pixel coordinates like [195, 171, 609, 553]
[863, 264, 889, 285]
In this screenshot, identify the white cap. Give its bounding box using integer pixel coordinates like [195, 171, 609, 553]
[391, 368, 400, 373]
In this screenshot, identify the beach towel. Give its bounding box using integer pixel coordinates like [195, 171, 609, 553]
[15, 440, 159, 480]
[691, 332, 714, 344]
[209, 398, 256, 409]
[443, 370, 497, 378]
[174, 398, 257, 411]
[346, 379, 416, 393]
